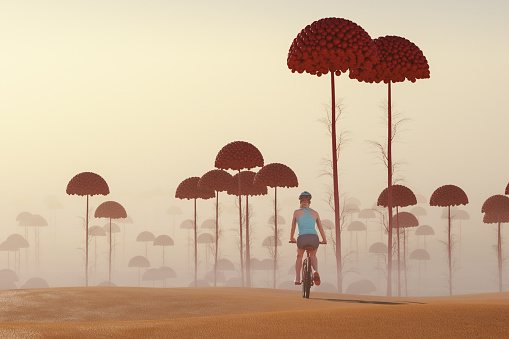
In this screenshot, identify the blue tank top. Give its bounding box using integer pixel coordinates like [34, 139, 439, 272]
[297, 208, 317, 236]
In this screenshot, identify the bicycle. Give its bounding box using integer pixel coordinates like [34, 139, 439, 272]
[301, 245, 315, 298]
[289, 240, 315, 298]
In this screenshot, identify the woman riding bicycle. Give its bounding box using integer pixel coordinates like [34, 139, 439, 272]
[290, 191, 327, 285]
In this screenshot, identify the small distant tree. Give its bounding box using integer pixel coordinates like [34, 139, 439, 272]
[66, 172, 109, 286]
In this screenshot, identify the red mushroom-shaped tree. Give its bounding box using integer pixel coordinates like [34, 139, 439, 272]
[228, 170, 267, 287]
[175, 176, 215, 287]
[378, 184, 417, 296]
[353, 35, 429, 296]
[128, 255, 150, 287]
[116, 215, 133, 266]
[198, 169, 235, 287]
[215, 141, 264, 286]
[17, 213, 47, 272]
[409, 248, 430, 295]
[94, 200, 127, 286]
[288, 17, 378, 293]
[481, 194, 509, 292]
[153, 235, 174, 267]
[254, 163, 298, 288]
[66, 171, 109, 286]
[429, 184, 468, 295]
[136, 231, 155, 258]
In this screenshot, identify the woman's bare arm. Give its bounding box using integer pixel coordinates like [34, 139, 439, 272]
[315, 214, 327, 244]
[290, 211, 297, 242]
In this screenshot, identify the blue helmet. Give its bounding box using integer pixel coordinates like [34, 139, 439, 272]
[299, 191, 312, 201]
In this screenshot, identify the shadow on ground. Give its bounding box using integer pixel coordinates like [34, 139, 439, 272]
[314, 298, 426, 305]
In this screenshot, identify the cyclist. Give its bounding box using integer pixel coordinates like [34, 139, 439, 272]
[290, 191, 327, 285]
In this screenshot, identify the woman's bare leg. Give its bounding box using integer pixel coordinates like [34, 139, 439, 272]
[295, 248, 305, 280]
[310, 249, 318, 272]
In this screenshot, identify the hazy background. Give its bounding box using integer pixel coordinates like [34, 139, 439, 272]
[0, 0, 508, 295]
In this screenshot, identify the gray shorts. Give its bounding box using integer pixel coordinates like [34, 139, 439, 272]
[297, 234, 319, 250]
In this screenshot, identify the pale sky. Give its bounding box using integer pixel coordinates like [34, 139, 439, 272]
[0, 1, 508, 294]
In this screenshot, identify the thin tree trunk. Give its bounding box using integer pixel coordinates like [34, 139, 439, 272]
[498, 222, 502, 292]
[237, 170, 244, 287]
[246, 195, 251, 287]
[194, 198, 198, 287]
[25, 227, 28, 273]
[387, 81, 394, 297]
[331, 72, 342, 294]
[397, 206, 401, 297]
[123, 224, 126, 268]
[355, 231, 359, 271]
[86, 195, 89, 287]
[94, 237, 97, 274]
[404, 229, 408, 297]
[109, 218, 112, 285]
[273, 187, 278, 289]
[214, 191, 219, 287]
[448, 205, 452, 295]
[418, 260, 422, 295]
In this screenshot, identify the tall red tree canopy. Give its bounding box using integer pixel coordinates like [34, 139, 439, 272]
[254, 163, 298, 188]
[94, 201, 127, 219]
[350, 35, 430, 83]
[66, 172, 109, 196]
[377, 184, 417, 208]
[483, 212, 509, 224]
[287, 17, 378, 77]
[227, 171, 267, 196]
[215, 141, 264, 171]
[481, 195, 509, 215]
[430, 185, 468, 207]
[198, 169, 235, 193]
[175, 177, 215, 200]
[392, 211, 419, 228]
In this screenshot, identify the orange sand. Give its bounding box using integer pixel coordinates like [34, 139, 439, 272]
[1, 287, 509, 338]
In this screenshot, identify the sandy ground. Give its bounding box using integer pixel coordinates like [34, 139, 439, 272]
[1, 287, 509, 338]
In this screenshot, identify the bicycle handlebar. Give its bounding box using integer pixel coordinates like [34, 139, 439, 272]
[289, 240, 327, 244]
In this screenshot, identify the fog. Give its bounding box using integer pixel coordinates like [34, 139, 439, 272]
[0, 1, 508, 295]
[0, 182, 503, 296]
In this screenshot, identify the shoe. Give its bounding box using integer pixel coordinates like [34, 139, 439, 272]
[294, 278, 301, 285]
[313, 272, 321, 286]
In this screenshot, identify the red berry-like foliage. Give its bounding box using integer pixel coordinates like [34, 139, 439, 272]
[253, 163, 298, 188]
[483, 212, 509, 224]
[198, 169, 235, 193]
[392, 211, 418, 229]
[287, 17, 378, 77]
[377, 184, 417, 208]
[481, 195, 509, 215]
[175, 177, 215, 200]
[66, 172, 110, 196]
[350, 35, 430, 84]
[94, 201, 127, 219]
[228, 171, 267, 196]
[429, 185, 468, 207]
[215, 141, 264, 171]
